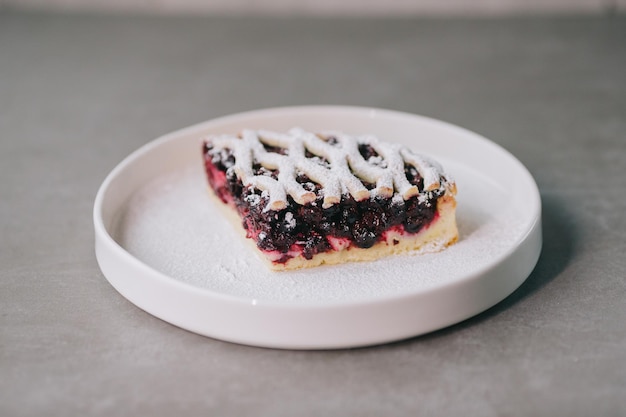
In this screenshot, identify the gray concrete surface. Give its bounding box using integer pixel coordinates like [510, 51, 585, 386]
[1, 12, 625, 416]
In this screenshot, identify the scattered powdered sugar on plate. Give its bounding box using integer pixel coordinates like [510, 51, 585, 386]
[113, 161, 529, 304]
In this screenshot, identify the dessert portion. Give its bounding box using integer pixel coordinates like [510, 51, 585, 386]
[202, 128, 457, 270]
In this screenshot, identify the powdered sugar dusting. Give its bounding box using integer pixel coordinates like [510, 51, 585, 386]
[113, 160, 528, 304]
[205, 128, 454, 210]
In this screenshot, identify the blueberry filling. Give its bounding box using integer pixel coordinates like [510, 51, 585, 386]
[203, 143, 444, 263]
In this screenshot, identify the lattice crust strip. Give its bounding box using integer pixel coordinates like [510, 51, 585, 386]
[206, 128, 452, 211]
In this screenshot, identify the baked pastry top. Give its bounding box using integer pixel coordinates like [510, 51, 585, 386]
[203, 128, 458, 270]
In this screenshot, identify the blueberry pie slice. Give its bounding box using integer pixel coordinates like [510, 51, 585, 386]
[202, 128, 458, 270]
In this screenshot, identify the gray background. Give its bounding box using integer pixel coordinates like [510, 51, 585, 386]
[3, 0, 624, 17]
[1, 12, 625, 416]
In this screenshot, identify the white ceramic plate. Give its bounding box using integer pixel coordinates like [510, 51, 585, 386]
[94, 106, 542, 349]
